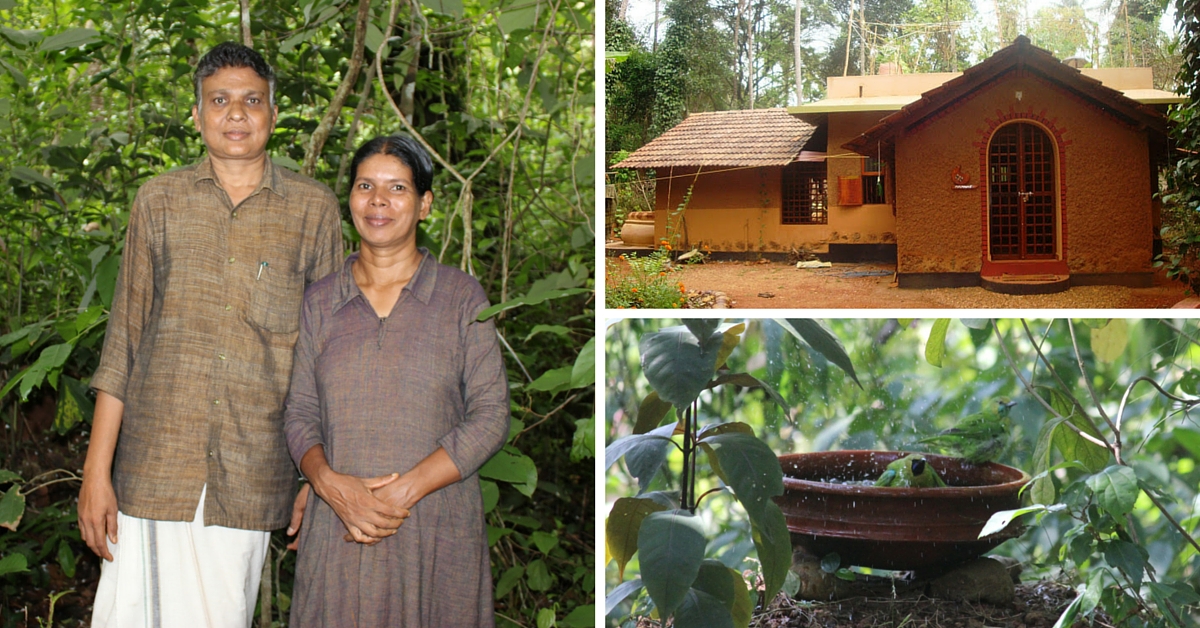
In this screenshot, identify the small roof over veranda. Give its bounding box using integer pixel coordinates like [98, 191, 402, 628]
[612, 109, 820, 169]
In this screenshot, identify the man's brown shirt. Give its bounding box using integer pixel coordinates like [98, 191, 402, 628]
[91, 156, 343, 530]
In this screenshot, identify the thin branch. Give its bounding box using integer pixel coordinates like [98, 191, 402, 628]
[514, 392, 582, 442]
[1066, 319, 1118, 433]
[992, 320, 1072, 423]
[495, 329, 532, 383]
[1159, 319, 1200, 349]
[302, 0, 372, 178]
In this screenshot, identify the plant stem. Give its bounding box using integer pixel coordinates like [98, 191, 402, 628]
[686, 405, 696, 513]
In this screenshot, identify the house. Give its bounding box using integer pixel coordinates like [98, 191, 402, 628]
[612, 36, 1185, 292]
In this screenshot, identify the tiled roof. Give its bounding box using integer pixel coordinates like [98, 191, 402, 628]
[612, 109, 818, 169]
[844, 36, 1166, 154]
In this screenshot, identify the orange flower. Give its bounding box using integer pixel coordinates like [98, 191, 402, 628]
[664, 244, 672, 251]
[660, 239, 669, 246]
[631, 288, 638, 293]
[658, 272, 666, 277]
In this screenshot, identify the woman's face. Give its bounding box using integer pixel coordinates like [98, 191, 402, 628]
[349, 153, 433, 251]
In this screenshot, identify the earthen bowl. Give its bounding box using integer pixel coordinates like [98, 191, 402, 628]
[774, 450, 1031, 571]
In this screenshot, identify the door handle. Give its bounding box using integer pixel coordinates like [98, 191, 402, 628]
[1018, 191, 1032, 202]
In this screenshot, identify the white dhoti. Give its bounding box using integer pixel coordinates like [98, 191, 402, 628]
[91, 486, 270, 628]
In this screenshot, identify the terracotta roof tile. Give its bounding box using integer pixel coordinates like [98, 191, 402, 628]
[613, 109, 817, 169]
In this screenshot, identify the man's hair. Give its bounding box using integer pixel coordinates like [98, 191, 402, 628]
[350, 135, 435, 197]
[193, 42, 276, 109]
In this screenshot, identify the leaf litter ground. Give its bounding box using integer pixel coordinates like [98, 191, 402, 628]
[634, 581, 1110, 628]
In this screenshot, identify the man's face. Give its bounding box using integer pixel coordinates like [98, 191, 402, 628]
[192, 66, 276, 163]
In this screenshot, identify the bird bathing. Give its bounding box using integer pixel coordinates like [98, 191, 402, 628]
[775, 450, 1030, 571]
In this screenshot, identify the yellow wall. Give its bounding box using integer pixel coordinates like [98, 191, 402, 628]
[651, 111, 896, 253]
[892, 73, 1152, 275]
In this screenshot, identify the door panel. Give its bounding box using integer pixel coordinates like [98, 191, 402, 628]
[988, 123, 1056, 260]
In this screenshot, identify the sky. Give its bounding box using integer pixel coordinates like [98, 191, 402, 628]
[620, 0, 1179, 64]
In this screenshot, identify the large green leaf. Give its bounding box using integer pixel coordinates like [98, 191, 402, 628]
[11, 166, 54, 189]
[0, 554, 27, 577]
[55, 375, 94, 435]
[570, 337, 595, 388]
[624, 434, 671, 493]
[38, 27, 100, 52]
[570, 417, 594, 463]
[714, 323, 746, 370]
[924, 318, 950, 368]
[638, 510, 707, 619]
[1090, 319, 1128, 362]
[0, 485, 24, 531]
[750, 501, 791, 607]
[640, 325, 725, 408]
[697, 432, 783, 520]
[479, 446, 538, 496]
[605, 422, 676, 469]
[605, 578, 643, 615]
[1103, 539, 1148, 589]
[777, 319, 861, 388]
[606, 497, 668, 579]
[690, 560, 752, 628]
[475, 288, 589, 320]
[673, 589, 734, 628]
[683, 319, 722, 341]
[1086, 465, 1139, 519]
[633, 392, 674, 434]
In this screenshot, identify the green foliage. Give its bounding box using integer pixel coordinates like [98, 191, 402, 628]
[605, 250, 687, 309]
[1158, 0, 1200, 292]
[609, 318, 1200, 626]
[605, 319, 860, 627]
[0, 0, 593, 625]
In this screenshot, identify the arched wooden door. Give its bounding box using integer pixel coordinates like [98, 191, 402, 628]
[988, 123, 1057, 260]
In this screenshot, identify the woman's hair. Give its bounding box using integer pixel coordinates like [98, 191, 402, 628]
[350, 135, 434, 196]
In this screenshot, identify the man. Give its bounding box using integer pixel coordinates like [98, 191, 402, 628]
[78, 42, 346, 627]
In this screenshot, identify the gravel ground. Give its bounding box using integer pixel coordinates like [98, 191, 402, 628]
[669, 260, 1189, 309]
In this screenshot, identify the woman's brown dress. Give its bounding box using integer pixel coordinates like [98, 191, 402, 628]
[284, 251, 510, 627]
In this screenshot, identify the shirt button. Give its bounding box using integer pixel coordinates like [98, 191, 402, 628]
[218, 353, 226, 360]
[213, 399, 221, 405]
[225, 304, 232, 311]
[232, 211, 238, 218]
[208, 450, 214, 457]
[228, 257, 236, 264]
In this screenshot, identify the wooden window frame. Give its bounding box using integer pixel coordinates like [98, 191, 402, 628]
[781, 162, 828, 225]
[861, 156, 886, 204]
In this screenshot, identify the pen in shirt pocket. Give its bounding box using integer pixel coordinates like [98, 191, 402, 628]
[256, 261, 268, 281]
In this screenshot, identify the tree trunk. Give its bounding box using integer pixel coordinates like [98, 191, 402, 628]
[748, 3, 756, 109]
[858, 0, 866, 75]
[619, 0, 629, 21]
[652, 0, 660, 53]
[301, 0, 372, 178]
[240, 0, 252, 46]
[794, 0, 803, 103]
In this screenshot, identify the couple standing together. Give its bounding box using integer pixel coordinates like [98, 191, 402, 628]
[75, 42, 510, 627]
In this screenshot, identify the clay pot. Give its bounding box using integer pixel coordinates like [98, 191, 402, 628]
[775, 450, 1030, 571]
[619, 211, 656, 247]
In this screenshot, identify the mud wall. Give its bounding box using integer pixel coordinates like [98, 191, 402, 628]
[892, 73, 1152, 275]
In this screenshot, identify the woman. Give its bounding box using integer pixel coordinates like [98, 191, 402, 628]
[283, 135, 510, 626]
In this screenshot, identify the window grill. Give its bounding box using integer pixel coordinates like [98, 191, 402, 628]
[782, 162, 828, 225]
[988, 123, 1056, 260]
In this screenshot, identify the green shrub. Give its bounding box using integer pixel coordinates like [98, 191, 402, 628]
[606, 250, 686, 309]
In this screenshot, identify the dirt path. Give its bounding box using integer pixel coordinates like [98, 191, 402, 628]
[671, 260, 1189, 309]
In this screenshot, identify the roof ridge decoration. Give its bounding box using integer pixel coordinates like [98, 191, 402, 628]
[843, 36, 1166, 155]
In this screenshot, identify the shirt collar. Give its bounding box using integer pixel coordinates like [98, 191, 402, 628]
[331, 248, 439, 315]
[192, 154, 285, 200]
